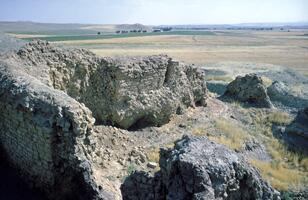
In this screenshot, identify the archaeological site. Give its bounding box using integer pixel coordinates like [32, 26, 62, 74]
[0, 40, 307, 200]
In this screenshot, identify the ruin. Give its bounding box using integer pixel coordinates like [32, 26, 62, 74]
[0, 40, 208, 199]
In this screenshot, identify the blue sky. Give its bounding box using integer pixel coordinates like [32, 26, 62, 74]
[0, 0, 307, 25]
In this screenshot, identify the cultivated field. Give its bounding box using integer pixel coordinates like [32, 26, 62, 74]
[12, 30, 308, 75]
[89, 31, 308, 75]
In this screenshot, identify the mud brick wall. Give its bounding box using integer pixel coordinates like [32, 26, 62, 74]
[0, 63, 103, 199]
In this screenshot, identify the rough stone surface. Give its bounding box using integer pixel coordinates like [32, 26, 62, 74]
[0, 56, 110, 199]
[224, 74, 273, 108]
[121, 136, 280, 200]
[8, 40, 208, 129]
[267, 81, 308, 109]
[285, 107, 308, 153]
[0, 40, 208, 199]
[121, 171, 164, 200]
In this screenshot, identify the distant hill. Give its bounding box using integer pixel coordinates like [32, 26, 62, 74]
[156, 22, 308, 30]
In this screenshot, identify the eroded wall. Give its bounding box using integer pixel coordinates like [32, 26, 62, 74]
[0, 62, 107, 199]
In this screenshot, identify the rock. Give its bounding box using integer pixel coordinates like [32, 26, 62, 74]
[159, 136, 280, 200]
[147, 162, 158, 169]
[285, 107, 308, 153]
[224, 74, 273, 108]
[241, 138, 271, 161]
[267, 81, 308, 109]
[121, 171, 164, 200]
[121, 136, 280, 200]
[267, 81, 289, 97]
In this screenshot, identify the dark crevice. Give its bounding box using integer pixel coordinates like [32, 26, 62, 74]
[128, 117, 155, 131]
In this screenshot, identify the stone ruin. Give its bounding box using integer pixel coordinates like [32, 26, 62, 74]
[0, 40, 208, 199]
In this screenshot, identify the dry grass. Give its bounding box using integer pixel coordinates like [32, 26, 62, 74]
[209, 118, 248, 150]
[192, 127, 207, 136]
[250, 159, 305, 191]
[246, 109, 308, 191]
[204, 75, 233, 82]
[146, 148, 160, 163]
[266, 138, 308, 170]
[267, 111, 293, 126]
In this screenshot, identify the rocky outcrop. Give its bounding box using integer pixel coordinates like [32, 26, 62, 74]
[267, 81, 308, 109]
[224, 74, 273, 108]
[285, 107, 308, 153]
[121, 136, 280, 200]
[9, 40, 208, 129]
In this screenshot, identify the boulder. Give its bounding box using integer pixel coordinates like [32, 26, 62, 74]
[224, 74, 273, 108]
[121, 136, 280, 200]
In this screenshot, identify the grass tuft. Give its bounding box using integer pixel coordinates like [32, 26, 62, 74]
[146, 148, 160, 163]
[267, 111, 293, 126]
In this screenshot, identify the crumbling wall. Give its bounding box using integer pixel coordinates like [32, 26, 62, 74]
[0, 40, 208, 199]
[0, 61, 109, 199]
[13, 41, 208, 129]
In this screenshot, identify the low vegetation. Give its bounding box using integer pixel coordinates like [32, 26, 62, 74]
[250, 159, 305, 191]
[146, 148, 160, 163]
[267, 111, 293, 126]
[246, 109, 308, 191]
[204, 75, 233, 82]
[192, 127, 207, 136]
[208, 107, 307, 192]
[209, 118, 248, 150]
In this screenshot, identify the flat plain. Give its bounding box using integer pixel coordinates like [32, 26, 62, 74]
[12, 30, 308, 75]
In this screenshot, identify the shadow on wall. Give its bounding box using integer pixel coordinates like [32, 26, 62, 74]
[0, 149, 47, 200]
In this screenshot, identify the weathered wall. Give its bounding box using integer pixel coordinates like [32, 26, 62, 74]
[0, 61, 108, 199]
[13, 41, 207, 129]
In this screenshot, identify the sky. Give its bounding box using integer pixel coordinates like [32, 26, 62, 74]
[0, 0, 308, 25]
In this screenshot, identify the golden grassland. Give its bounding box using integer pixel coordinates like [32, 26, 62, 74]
[53, 30, 308, 74]
[12, 30, 308, 74]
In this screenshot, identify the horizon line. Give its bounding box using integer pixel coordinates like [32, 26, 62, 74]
[1, 20, 308, 26]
